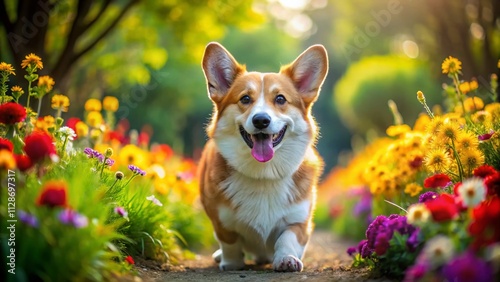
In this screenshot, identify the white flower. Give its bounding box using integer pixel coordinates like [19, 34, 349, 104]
[406, 203, 430, 226]
[59, 126, 77, 141]
[146, 195, 163, 207]
[421, 235, 454, 268]
[457, 178, 486, 208]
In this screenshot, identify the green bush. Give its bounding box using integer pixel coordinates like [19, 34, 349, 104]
[334, 56, 440, 134]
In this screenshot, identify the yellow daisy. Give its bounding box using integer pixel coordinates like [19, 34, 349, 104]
[441, 56, 462, 75]
[21, 53, 43, 69]
[404, 183, 423, 197]
[386, 124, 411, 137]
[87, 111, 103, 127]
[37, 75, 55, 92]
[51, 94, 70, 112]
[0, 62, 15, 75]
[455, 131, 479, 151]
[460, 149, 485, 173]
[426, 116, 444, 136]
[424, 148, 452, 173]
[438, 121, 461, 141]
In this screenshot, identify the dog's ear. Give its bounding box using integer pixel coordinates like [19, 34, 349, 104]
[280, 45, 328, 106]
[202, 42, 245, 103]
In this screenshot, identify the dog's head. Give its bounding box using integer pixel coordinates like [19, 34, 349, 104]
[202, 42, 328, 179]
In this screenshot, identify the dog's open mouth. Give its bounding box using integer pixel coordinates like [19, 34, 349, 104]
[239, 126, 287, 162]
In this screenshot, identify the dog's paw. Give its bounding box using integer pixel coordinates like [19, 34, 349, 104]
[219, 260, 245, 271]
[273, 255, 303, 272]
[212, 249, 222, 263]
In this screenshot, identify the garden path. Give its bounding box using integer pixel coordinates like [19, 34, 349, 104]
[136, 230, 393, 282]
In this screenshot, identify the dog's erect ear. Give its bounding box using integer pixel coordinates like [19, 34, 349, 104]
[280, 45, 328, 106]
[202, 42, 245, 103]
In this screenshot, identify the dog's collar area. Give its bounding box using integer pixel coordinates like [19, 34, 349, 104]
[239, 126, 287, 149]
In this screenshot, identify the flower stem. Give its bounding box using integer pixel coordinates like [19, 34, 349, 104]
[36, 97, 43, 117]
[452, 73, 467, 115]
[123, 174, 138, 187]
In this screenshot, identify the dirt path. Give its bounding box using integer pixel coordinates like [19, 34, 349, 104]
[136, 230, 392, 282]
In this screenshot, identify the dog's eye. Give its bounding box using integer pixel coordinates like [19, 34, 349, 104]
[275, 94, 286, 105]
[240, 95, 251, 105]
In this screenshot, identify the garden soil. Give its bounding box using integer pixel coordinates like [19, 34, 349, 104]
[135, 230, 394, 282]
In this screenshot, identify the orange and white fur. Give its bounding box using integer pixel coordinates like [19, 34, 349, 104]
[198, 42, 328, 272]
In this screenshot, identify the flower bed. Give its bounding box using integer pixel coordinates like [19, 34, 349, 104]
[328, 57, 500, 281]
[0, 55, 211, 280]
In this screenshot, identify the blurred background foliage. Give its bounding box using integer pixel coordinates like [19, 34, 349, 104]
[1, 0, 499, 173]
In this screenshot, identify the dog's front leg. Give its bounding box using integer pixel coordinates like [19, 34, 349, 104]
[215, 232, 245, 271]
[273, 224, 309, 272]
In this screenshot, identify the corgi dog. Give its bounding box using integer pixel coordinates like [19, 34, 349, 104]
[198, 42, 328, 272]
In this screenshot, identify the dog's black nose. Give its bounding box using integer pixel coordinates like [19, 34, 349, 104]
[252, 113, 271, 129]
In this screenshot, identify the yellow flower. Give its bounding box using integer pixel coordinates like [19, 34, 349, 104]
[424, 148, 452, 173]
[438, 121, 460, 141]
[485, 103, 500, 118]
[103, 96, 119, 112]
[455, 97, 484, 113]
[469, 78, 478, 91]
[11, 86, 23, 93]
[0, 62, 15, 75]
[51, 94, 70, 112]
[456, 131, 479, 151]
[407, 203, 430, 226]
[87, 111, 103, 127]
[0, 150, 16, 170]
[459, 81, 471, 94]
[21, 53, 43, 69]
[460, 149, 485, 173]
[386, 124, 411, 137]
[426, 116, 444, 136]
[75, 121, 89, 137]
[118, 144, 149, 168]
[37, 75, 55, 92]
[85, 98, 102, 112]
[471, 111, 492, 125]
[35, 115, 55, 132]
[413, 114, 431, 132]
[404, 183, 423, 197]
[441, 56, 462, 75]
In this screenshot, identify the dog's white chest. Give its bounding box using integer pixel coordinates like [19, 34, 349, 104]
[217, 173, 310, 240]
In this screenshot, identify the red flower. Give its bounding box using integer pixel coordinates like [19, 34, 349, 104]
[424, 173, 451, 189]
[14, 154, 33, 172]
[409, 156, 423, 169]
[0, 102, 26, 124]
[473, 165, 497, 179]
[24, 131, 57, 163]
[36, 180, 68, 208]
[485, 173, 500, 197]
[478, 130, 495, 141]
[425, 193, 459, 222]
[0, 138, 13, 152]
[65, 117, 81, 138]
[469, 196, 500, 250]
[125, 255, 135, 265]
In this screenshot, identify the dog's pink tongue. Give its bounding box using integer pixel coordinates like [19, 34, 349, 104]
[251, 135, 274, 162]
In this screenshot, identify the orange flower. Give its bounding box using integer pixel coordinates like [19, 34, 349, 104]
[21, 53, 43, 70]
[37, 75, 55, 92]
[0, 62, 15, 75]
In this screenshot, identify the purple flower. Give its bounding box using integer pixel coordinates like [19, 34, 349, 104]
[128, 164, 146, 176]
[404, 262, 428, 282]
[419, 191, 438, 203]
[360, 242, 371, 258]
[353, 190, 372, 216]
[406, 229, 420, 251]
[105, 158, 115, 166]
[114, 206, 128, 218]
[478, 130, 495, 141]
[442, 252, 493, 282]
[83, 147, 104, 161]
[83, 147, 94, 157]
[347, 246, 356, 256]
[58, 208, 88, 228]
[18, 210, 38, 228]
